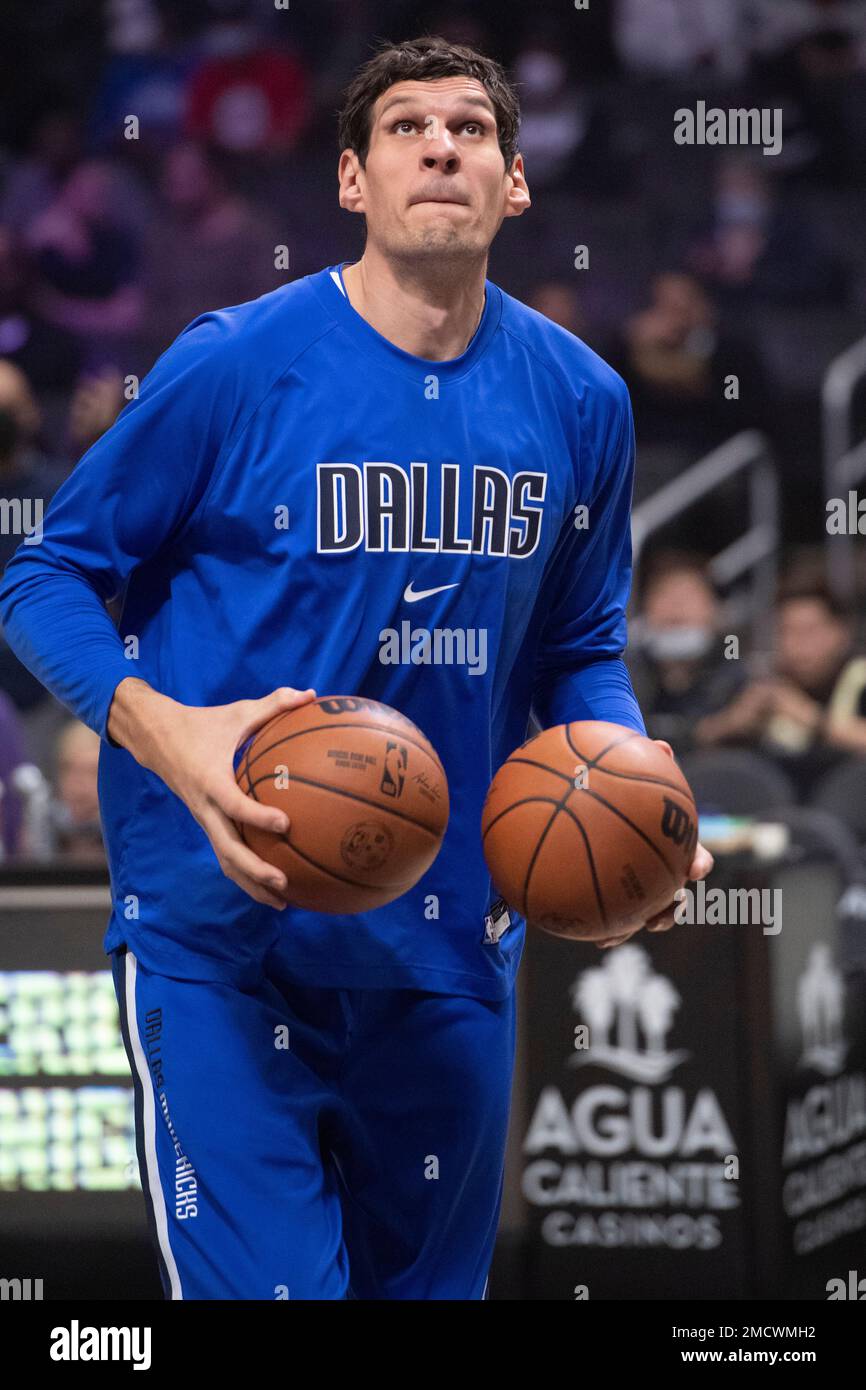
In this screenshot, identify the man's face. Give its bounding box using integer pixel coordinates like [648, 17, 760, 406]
[652, 274, 712, 342]
[339, 77, 529, 260]
[644, 572, 717, 632]
[57, 731, 101, 825]
[775, 599, 850, 690]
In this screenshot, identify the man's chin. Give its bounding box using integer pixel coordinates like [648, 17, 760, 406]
[392, 225, 485, 258]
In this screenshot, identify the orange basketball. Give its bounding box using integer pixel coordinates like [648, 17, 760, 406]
[481, 720, 698, 941]
[236, 695, 449, 913]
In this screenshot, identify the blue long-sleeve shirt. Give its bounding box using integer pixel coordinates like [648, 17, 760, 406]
[0, 262, 645, 996]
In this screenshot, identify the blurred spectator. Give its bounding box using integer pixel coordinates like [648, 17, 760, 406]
[511, 28, 625, 192]
[750, 2, 866, 185]
[53, 720, 104, 864]
[185, 5, 310, 156]
[687, 155, 847, 304]
[141, 141, 282, 361]
[697, 582, 866, 794]
[0, 109, 83, 233]
[0, 359, 69, 714]
[628, 552, 747, 752]
[614, 271, 768, 454]
[0, 358, 68, 561]
[65, 367, 125, 460]
[749, 0, 866, 66]
[613, 0, 749, 80]
[0, 228, 82, 391]
[511, 36, 590, 188]
[22, 160, 144, 368]
[528, 280, 587, 337]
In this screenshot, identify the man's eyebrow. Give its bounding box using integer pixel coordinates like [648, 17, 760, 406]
[377, 93, 495, 120]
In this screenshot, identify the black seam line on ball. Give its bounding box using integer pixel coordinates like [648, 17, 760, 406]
[564, 724, 689, 792]
[522, 783, 608, 934]
[480, 794, 608, 925]
[568, 785, 679, 878]
[245, 720, 446, 781]
[522, 800, 561, 914]
[245, 769, 442, 838]
[497, 751, 687, 797]
[274, 831, 417, 892]
[547, 795, 608, 922]
[244, 737, 258, 799]
[482, 794, 567, 840]
[502, 755, 574, 785]
[564, 722, 644, 768]
[576, 765, 692, 793]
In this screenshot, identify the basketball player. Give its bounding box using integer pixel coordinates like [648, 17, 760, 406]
[0, 37, 712, 1299]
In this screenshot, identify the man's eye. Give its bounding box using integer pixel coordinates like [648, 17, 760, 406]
[390, 119, 487, 135]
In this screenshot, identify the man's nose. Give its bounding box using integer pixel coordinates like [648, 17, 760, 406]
[422, 149, 460, 171]
[421, 126, 460, 168]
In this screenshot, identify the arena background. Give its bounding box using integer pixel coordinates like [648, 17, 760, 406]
[1, 0, 866, 1305]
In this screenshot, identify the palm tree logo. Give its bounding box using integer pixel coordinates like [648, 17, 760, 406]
[569, 944, 689, 1082]
[797, 943, 847, 1076]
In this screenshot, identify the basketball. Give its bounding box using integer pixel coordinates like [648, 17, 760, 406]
[235, 694, 449, 913]
[481, 720, 698, 942]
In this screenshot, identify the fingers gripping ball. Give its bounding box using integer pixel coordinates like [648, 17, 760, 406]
[481, 721, 698, 942]
[235, 695, 449, 913]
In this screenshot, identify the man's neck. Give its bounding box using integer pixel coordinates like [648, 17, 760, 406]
[341, 248, 487, 361]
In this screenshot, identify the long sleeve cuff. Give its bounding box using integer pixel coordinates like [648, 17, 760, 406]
[532, 654, 647, 736]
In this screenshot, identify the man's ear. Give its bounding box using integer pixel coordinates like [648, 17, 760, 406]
[338, 149, 365, 215]
[504, 153, 531, 219]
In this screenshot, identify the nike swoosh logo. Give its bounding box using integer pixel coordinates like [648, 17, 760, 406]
[403, 581, 461, 603]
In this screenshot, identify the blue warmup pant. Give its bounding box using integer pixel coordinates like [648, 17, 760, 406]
[111, 945, 517, 1300]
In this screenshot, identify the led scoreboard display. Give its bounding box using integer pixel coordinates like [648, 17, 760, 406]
[0, 968, 134, 1192]
[0, 868, 146, 1252]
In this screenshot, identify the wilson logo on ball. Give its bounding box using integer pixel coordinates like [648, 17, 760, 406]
[481, 721, 698, 942]
[319, 695, 413, 727]
[660, 797, 698, 860]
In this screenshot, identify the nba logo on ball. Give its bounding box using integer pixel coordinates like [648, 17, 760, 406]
[380, 741, 407, 797]
[235, 695, 449, 913]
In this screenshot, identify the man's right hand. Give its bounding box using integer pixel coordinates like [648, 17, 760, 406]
[107, 677, 317, 908]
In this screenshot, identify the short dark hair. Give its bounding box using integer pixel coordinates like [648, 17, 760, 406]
[638, 549, 717, 605]
[336, 35, 521, 172]
[777, 580, 852, 623]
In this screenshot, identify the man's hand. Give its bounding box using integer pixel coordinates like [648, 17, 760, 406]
[695, 678, 775, 745]
[107, 677, 317, 909]
[762, 677, 823, 733]
[596, 738, 713, 949]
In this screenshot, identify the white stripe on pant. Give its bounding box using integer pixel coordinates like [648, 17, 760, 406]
[124, 950, 184, 1300]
